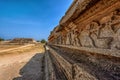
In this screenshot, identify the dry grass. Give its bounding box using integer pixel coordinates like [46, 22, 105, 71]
[0, 43, 45, 56]
[0, 45, 22, 50]
[0, 43, 45, 80]
[0, 41, 23, 50]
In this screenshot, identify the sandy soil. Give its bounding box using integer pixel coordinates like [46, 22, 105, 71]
[0, 44, 34, 53]
[0, 45, 22, 50]
[0, 44, 45, 80]
[0, 41, 24, 50]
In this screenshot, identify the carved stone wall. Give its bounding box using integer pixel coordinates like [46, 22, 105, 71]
[47, 0, 120, 80]
[49, 0, 120, 50]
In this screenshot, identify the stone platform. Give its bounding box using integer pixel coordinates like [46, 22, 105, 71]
[46, 0, 120, 80]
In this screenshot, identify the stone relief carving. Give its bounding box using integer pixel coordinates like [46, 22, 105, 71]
[70, 30, 75, 46]
[110, 9, 120, 50]
[78, 25, 95, 48]
[62, 35, 67, 45]
[111, 29, 120, 50]
[55, 9, 120, 50]
[74, 28, 82, 46]
[75, 9, 120, 50]
[90, 21, 113, 49]
[66, 32, 71, 45]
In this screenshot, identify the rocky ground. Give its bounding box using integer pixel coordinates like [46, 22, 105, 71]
[0, 43, 45, 80]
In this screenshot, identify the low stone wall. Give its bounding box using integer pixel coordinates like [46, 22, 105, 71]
[48, 46, 73, 80]
[44, 50, 56, 80]
[45, 45, 120, 80]
[46, 45, 95, 80]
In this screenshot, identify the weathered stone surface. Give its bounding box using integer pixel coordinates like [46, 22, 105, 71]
[46, 0, 120, 80]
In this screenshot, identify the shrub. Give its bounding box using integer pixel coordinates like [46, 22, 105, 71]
[41, 39, 46, 43]
[0, 38, 4, 41]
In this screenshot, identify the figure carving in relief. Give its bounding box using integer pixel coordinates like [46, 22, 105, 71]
[66, 32, 71, 45]
[60, 36, 62, 44]
[67, 22, 77, 46]
[57, 36, 61, 44]
[62, 31, 67, 45]
[89, 21, 113, 49]
[70, 30, 76, 46]
[79, 25, 95, 48]
[71, 29, 82, 46]
[89, 9, 120, 49]
[111, 29, 120, 50]
[74, 28, 82, 46]
[64, 27, 71, 45]
[62, 35, 67, 45]
[56, 37, 58, 44]
[110, 9, 120, 50]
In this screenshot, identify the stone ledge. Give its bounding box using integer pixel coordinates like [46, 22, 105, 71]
[48, 44, 120, 80]
[44, 51, 56, 80]
[47, 45, 98, 80]
[52, 44, 120, 58]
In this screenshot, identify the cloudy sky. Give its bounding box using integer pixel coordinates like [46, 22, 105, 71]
[0, 0, 73, 40]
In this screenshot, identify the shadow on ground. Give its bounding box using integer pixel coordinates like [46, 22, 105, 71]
[13, 53, 45, 80]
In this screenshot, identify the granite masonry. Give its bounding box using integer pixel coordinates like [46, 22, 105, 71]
[45, 0, 120, 80]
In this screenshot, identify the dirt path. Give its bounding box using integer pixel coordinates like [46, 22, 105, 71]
[13, 53, 44, 80]
[0, 45, 45, 80]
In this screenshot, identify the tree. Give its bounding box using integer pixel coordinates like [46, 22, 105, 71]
[0, 38, 4, 41]
[40, 39, 46, 43]
[37, 40, 40, 42]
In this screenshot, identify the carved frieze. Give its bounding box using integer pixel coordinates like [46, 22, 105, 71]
[77, 9, 120, 49]
[47, 1, 120, 80]
[78, 25, 95, 47]
[48, 0, 120, 50]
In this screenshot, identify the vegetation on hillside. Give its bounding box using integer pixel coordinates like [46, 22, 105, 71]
[0, 38, 4, 41]
[40, 39, 46, 43]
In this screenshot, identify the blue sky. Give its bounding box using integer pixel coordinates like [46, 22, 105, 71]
[0, 0, 73, 40]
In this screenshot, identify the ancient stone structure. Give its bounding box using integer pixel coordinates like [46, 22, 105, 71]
[10, 38, 36, 44]
[45, 0, 120, 80]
